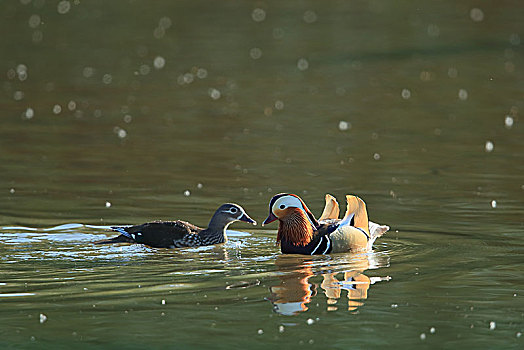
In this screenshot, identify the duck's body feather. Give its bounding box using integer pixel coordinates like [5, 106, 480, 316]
[264, 193, 389, 255]
[95, 203, 256, 249]
[110, 220, 212, 248]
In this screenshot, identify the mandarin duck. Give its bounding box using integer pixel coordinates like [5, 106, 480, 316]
[262, 193, 389, 255]
[95, 203, 256, 248]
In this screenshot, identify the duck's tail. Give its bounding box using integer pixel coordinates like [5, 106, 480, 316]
[93, 235, 134, 245]
[367, 221, 389, 250]
[93, 227, 134, 245]
[319, 194, 340, 221]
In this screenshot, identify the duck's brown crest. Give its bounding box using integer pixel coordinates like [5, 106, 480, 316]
[277, 208, 314, 246]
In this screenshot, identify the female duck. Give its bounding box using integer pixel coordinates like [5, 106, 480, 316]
[95, 203, 256, 248]
[262, 193, 388, 255]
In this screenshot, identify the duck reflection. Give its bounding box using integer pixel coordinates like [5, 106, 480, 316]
[269, 253, 389, 315]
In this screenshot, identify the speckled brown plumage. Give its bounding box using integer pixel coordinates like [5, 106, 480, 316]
[95, 203, 256, 248]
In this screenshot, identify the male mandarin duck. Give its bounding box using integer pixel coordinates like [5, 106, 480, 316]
[262, 193, 389, 255]
[95, 203, 256, 248]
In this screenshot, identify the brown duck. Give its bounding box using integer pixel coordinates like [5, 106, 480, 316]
[95, 203, 256, 248]
[262, 193, 388, 255]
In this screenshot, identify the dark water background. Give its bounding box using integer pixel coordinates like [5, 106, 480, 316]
[1, 1, 523, 349]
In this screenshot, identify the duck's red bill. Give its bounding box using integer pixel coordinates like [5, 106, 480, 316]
[262, 212, 277, 226]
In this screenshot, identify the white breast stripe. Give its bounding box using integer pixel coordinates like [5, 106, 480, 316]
[322, 237, 331, 254]
[310, 237, 324, 255]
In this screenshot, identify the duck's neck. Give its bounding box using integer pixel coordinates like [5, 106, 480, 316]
[278, 209, 314, 246]
[200, 216, 230, 244]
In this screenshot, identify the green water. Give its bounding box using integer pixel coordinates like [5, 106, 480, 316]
[1, 1, 523, 349]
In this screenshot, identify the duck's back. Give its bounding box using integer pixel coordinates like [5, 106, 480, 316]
[115, 220, 203, 248]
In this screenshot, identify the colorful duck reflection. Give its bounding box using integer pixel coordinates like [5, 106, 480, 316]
[268, 253, 390, 315]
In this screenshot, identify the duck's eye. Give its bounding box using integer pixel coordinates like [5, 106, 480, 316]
[230, 207, 238, 213]
[279, 204, 285, 209]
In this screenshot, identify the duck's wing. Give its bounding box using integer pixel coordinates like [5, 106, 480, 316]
[95, 221, 203, 248]
[319, 194, 340, 221]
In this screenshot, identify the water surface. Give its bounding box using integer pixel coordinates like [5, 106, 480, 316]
[1, 1, 523, 349]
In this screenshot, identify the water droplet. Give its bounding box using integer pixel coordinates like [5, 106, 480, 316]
[57, 1, 71, 15]
[153, 26, 165, 39]
[24, 107, 34, 119]
[491, 200, 497, 208]
[485, 140, 494, 152]
[183, 190, 191, 197]
[139, 65, 150, 75]
[7, 68, 16, 80]
[208, 88, 221, 100]
[257, 329, 264, 335]
[32, 30, 43, 43]
[272, 27, 284, 39]
[52, 104, 62, 114]
[28, 14, 41, 28]
[274, 100, 284, 110]
[504, 115, 514, 129]
[306, 318, 315, 325]
[67, 100, 76, 111]
[338, 121, 350, 131]
[430, 327, 436, 334]
[401, 88, 411, 99]
[158, 17, 172, 30]
[458, 89, 468, 100]
[183, 73, 194, 84]
[83, 67, 95, 78]
[427, 24, 440, 37]
[420, 71, 433, 81]
[448, 67, 458, 78]
[489, 321, 496, 330]
[39, 314, 47, 324]
[196, 68, 207, 79]
[105, 201, 111, 208]
[297, 58, 309, 71]
[153, 56, 165, 69]
[470, 8, 484, 22]
[117, 129, 127, 139]
[303, 10, 318, 24]
[102, 74, 112, 84]
[249, 47, 262, 60]
[509, 33, 521, 46]
[14, 91, 25, 101]
[420, 333, 426, 340]
[252, 8, 266, 22]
